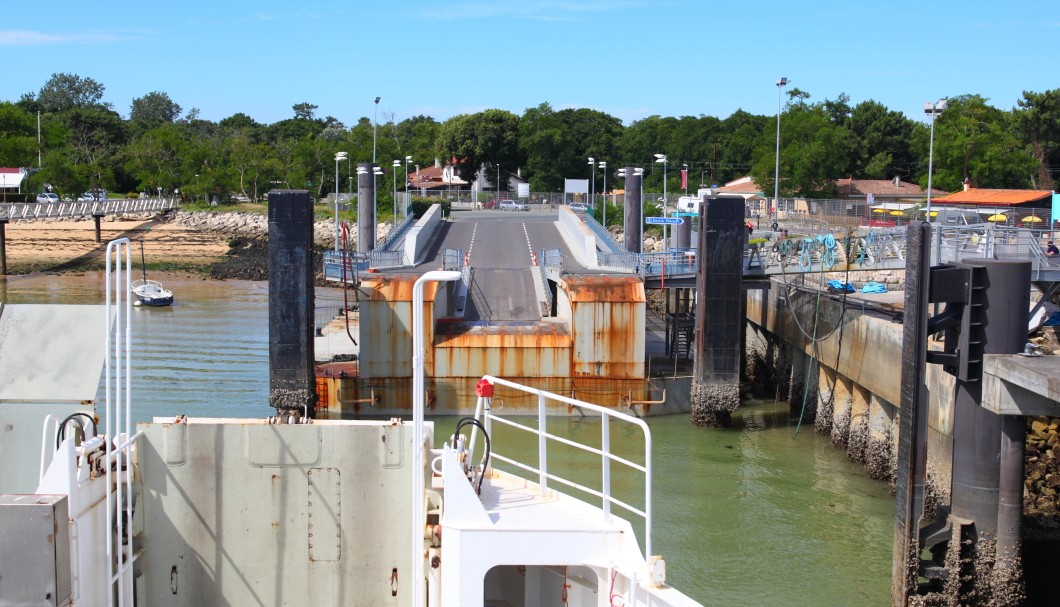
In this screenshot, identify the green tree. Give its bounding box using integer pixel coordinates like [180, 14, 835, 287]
[32, 73, 108, 113]
[715, 110, 768, 186]
[0, 102, 38, 167]
[437, 110, 521, 187]
[848, 100, 917, 180]
[1013, 89, 1060, 190]
[130, 91, 182, 131]
[751, 96, 857, 197]
[928, 94, 1038, 191]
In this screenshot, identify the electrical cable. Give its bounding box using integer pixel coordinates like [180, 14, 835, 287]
[56, 412, 98, 450]
[453, 417, 490, 494]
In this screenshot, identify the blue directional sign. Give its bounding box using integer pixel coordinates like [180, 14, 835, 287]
[645, 216, 683, 225]
[674, 212, 699, 217]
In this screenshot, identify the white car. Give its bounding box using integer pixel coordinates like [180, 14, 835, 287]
[499, 199, 529, 211]
[568, 203, 588, 212]
[78, 190, 108, 201]
[36, 192, 60, 204]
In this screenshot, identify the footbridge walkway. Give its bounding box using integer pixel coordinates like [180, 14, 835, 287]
[0, 197, 180, 220]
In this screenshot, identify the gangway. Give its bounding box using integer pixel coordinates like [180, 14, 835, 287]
[0, 197, 179, 220]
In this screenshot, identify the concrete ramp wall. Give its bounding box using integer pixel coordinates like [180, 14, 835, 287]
[554, 207, 598, 269]
[403, 204, 443, 265]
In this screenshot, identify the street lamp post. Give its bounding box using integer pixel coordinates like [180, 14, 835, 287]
[683, 163, 688, 197]
[774, 77, 789, 225]
[587, 157, 595, 210]
[404, 155, 412, 218]
[924, 99, 947, 220]
[635, 167, 645, 255]
[393, 160, 401, 221]
[373, 165, 384, 225]
[373, 96, 380, 163]
[598, 161, 607, 226]
[334, 151, 348, 252]
[655, 154, 668, 251]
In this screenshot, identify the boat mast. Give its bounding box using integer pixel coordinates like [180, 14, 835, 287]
[139, 239, 148, 283]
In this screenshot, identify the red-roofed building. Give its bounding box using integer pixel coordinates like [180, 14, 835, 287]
[0, 167, 27, 189]
[931, 187, 1058, 227]
[837, 177, 946, 203]
[931, 188, 1053, 208]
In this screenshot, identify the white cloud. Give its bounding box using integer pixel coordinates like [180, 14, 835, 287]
[416, 1, 647, 22]
[0, 29, 128, 47]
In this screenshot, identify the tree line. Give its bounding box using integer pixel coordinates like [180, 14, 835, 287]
[3, 73, 1058, 210]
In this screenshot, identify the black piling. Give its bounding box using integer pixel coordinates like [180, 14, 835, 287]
[92, 213, 104, 243]
[0, 218, 7, 275]
[673, 217, 692, 250]
[357, 163, 377, 253]
[892, 222, 932, 605]
[949, 259, 1029, 604]
[623, 167, 642, 254]
[267, 190, 317, 418]
[690, 195, 745, 426]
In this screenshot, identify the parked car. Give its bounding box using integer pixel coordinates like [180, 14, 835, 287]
[482, 199, 498, 209]
[499, 199, 529, 211]
[36, 192, 60, 204]
[568, 203, 588, 212]
[78, 189, 108, 201]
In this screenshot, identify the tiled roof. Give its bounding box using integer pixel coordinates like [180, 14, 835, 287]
[837, 178, 946, 198]
[931, 188, 1054, 206]
[717, 176, 762, 193]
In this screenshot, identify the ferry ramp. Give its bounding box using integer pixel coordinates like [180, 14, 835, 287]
[387, 211, 591, 322]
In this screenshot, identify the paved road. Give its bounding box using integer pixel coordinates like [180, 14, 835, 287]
[422, 211, 584, 321]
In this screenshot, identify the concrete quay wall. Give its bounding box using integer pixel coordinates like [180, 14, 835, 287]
[746, 277, 955, 504]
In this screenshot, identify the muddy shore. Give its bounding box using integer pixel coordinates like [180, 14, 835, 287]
[0, 211, 288, 281]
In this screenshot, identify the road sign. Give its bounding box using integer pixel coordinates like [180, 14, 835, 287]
[674, 212, 698, 217]
[645, 216, 683, 225]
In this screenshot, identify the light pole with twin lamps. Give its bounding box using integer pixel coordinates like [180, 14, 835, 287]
[655, 153, 668, 250]
[404, 155, 412, 217]
[774, 77, 789, 225]
[372, 96, 380, 163]
[393, 160, 402, 221]
[598, 161, 607, 226]
[333, 151, 347, 252]
[587, 157, 595, 210]
[924, 99, 947, 220]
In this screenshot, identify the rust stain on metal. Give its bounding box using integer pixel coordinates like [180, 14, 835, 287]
[559, 274, 645, 303]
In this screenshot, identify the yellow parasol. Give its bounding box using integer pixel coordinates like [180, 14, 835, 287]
[987, 213, 1007, 222]
[872, 207, 888, 214]
[889, 210, 906, 216]
[1022, 215, 1043, 223]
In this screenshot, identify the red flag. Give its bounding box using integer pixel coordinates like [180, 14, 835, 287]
[680, 169, 688, 190]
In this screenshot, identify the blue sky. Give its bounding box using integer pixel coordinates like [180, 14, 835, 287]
[5, 1, 1057, 126]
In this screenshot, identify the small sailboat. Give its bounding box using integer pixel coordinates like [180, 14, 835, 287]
[131, 239, 173, 307]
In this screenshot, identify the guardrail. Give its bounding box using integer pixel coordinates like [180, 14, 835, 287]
[0, 197, 180, 220]
[378, 213, 415, 252]
[581, 212, 625, 254]
[476, 374, 654, 561]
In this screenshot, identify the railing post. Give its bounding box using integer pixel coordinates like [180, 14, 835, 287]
[538, 390, 547, 494]
[601, 412, 611, 519]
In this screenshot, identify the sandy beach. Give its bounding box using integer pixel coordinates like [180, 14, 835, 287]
[0, 216, 237, 276]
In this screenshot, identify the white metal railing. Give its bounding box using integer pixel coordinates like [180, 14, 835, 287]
[104, 238, 140, 606]
[0, 197, 179, 220]
[475, 375, 654, 561]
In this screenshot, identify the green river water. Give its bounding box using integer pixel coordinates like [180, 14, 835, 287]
[1, 272, 894, 606]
